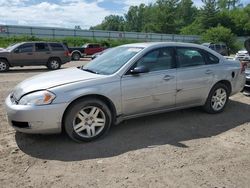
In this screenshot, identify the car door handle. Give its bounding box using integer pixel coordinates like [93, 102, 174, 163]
[46, 52, 51, 54]
[163, 75, 175, 81]
[27, 53, 33, 55]
[205, 70, 213, 74]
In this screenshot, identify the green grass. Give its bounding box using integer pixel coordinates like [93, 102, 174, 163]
[0, 35, 141, 48]
[0, 35, 243, 54]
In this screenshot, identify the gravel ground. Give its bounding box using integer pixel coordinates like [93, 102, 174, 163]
[0, 60, 250, 188]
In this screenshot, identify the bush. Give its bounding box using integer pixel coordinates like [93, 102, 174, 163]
[0, 36, 141, 48]
[0, 36, 41, 47]
[201, 26, 239, 53]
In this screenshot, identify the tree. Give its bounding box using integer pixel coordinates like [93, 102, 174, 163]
[200, 0, 219, 29]
[89, 0, 250, 38]
[180, 19, 204, 35]
[181, 0, 220, 35]
[154, 0, 179, 34]
[140, 4, 160, 33]
[125, 4, 148, 32]
[74, 25, 82, 30]
[202, 25, 236, 51]
[217, 0, 228, 9]
[176, 0, 198, 30]
[229, 5, 250, 36]
[217, 0, 241, 9]
[90, 15, 125, 31]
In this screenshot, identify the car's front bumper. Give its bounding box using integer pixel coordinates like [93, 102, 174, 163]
[235, 54, 250, 61]
[5, 95, 69, 134]
[243, 75, 250, 95]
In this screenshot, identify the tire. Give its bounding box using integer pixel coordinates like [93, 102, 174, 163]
[0, 59, 9, 72]
[64, 98, 112, 142]
[203, 83, 229, 114]
[72, 52, 81, 61]
[47, 58, 61, 70]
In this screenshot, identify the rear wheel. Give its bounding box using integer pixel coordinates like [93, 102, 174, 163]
[0, 59, 9, 72]
[72, 52, 81, 61]
[47, 58, 61, 70]
[64, 98, 112, 142]
[203, 83, 229, 114]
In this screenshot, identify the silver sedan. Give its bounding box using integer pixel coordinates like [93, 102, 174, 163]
[5, 42, 246, 142]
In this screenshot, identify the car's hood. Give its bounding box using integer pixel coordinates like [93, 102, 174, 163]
[237, 50, 248, 54]
[0, 49, 9, 53]
[12, 67, 104, 100]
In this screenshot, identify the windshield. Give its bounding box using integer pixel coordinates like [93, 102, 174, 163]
[6, 43, 20, 51]
[83, 46, 143, 75]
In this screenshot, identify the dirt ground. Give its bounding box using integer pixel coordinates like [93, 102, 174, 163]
[0, 60, 250, 188]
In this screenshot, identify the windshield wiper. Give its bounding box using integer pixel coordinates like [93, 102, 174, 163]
[81, 68, 99, 74]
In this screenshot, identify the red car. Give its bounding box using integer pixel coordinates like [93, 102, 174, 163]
[83, 43, 106, 56]
[67, 43, 106, 61]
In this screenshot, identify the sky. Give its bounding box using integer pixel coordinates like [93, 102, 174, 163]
[0, 0, 249, 29]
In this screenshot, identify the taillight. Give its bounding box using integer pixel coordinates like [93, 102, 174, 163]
[64, 51, 70, 57]
[241, 61, 248, 73]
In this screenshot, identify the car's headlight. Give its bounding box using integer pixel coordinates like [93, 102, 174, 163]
[18, 90, 56, 106]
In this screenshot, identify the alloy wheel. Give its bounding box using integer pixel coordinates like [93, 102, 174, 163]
[73, 106, 106, 138]
[0, 62, 7, 71]
[50, 60, 59, 69]
[73, 53, 80, 61]
[211, 88, 227, 111]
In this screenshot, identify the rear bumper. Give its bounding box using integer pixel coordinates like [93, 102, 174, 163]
[61, 57, 71, 64]
[5, 95, 69, 134]
[231, 73, 246, 96]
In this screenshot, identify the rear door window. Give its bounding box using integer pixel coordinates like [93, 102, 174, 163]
[176, 47, 206, 68]
[221, 45, 226, 50]
[215, 44, 221, 51]
[209, 44, 215, 50]
[49, 43, 64, 51]
[35, 43, 49, 52]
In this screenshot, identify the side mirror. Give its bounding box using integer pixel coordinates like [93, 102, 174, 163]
[14, 48, 19, 53]
[130, 66, 149, 75]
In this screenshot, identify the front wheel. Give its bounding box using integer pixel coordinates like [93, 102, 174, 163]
[64, 98, 112, 142]
[203, 83, 229, 114]
[47, 58, 61, 70]
[0, 59, 9, 72]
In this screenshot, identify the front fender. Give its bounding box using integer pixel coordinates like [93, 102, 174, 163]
[50, 80, 122, 115]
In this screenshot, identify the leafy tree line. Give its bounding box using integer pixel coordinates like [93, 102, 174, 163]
[91, 0, 249, 36]
[90, 0, 250, 52]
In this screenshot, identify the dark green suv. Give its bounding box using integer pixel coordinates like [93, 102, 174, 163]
[202, 43, 230, 56]
[0, 42, 71, 72]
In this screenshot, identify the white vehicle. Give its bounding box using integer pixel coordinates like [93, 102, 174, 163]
[235, 49, 250, 61]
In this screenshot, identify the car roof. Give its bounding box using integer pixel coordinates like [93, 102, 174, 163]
[122, 42, 210, 49]
[202, 42, 226, 46]
[18, 41, 63, 44]
[85, 43, 100, 45]
[121, 42, 225, 59]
